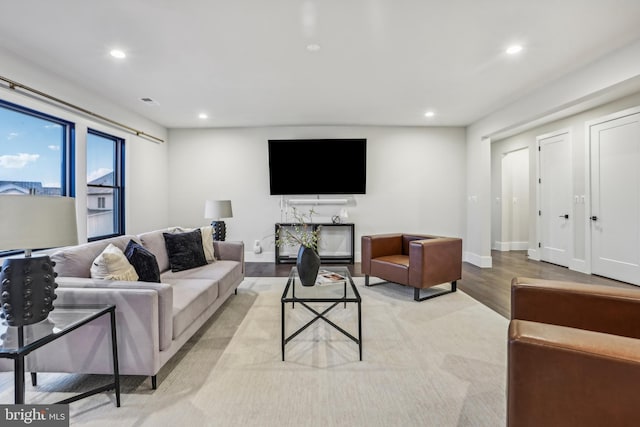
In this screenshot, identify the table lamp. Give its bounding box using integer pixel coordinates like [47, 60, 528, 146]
[0, 195, 78, 327]
[204, 200, 233, 241]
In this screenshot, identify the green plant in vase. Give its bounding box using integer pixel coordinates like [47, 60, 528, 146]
[276, 207, 321, 286]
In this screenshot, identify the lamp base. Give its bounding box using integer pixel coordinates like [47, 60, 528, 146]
[211, 221, 227, 241]
[0, 256, 58, 327]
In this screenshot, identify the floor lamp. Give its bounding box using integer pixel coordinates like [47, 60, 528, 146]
[0, 195, 78, 327]
[204, 200, 233, 241]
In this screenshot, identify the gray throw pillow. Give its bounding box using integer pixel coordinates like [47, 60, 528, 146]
[125, 239, 161, 282]
[163, 229, 208, 272]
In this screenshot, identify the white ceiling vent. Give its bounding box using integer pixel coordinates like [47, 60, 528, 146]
[140, 97, 160, 106]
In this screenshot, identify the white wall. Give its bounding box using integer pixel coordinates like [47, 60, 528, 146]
[492, 89, 640, 272]
[466, 38, 640, 268]
[493, 148, 529, 251]
[167, 126, 467, 262]
[0, 47, 170, 240]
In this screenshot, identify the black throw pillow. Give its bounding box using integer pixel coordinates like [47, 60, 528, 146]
[125, 239, 161, 283]
[163, 229, 208, 272]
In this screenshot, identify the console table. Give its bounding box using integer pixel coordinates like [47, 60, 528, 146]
[275, 223, 355, 264]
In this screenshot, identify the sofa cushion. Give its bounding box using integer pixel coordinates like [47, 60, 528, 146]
[168, 279, 219, 339]
[163, 229, 208, 272]
[125, 239, 161, 283]
[51, 235, 138, 278]
[91, 243, 139, 281]
[137, 230, 170, 273]
[165, 260, 243, 297]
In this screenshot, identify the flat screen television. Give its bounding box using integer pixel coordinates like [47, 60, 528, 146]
[268, 138, 367, 195]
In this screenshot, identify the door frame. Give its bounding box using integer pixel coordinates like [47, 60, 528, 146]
[534, 128, 573, 265]
[584, 105, 640, 275]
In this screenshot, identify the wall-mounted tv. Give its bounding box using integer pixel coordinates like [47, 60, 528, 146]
[268, 138, 367, 195]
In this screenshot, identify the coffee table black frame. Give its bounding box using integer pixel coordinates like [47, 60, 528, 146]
[281, 266, 362, 361]
[0, 304, 120, 406]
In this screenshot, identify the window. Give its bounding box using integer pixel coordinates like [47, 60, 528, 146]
[0, 99, 74, 256]
[87, 129, 124, 240]
[0, 99, 74, 196]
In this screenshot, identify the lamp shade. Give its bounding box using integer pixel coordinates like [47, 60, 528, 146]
[0, 195, 78, 251]
[204, 200, 233, 220]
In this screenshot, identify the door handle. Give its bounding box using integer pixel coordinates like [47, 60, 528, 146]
[558, 214, 569, 219]
[590, 215, 598, 221]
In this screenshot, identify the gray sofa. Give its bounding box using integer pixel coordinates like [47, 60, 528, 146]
[25, 228, 244, 388]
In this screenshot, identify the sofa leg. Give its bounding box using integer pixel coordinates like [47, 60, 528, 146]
[235, 288, 238, 295]
[31, 372, 37, 387]
[365, 275, 370, 286]
[151, 375, 157, 390]
[414, 281, 457, 302]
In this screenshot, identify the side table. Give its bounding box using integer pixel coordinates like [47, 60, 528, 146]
[0, 304, 120, 406]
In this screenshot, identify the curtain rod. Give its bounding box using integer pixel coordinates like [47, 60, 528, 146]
[0, 75, 164, 144]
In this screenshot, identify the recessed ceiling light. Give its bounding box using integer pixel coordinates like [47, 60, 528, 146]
[424, 111, 435, 118]
[306, 43, 321, 52]
[506, 45, 523, 55]
[110, 49, 126, 59]
[198, 113, 208, 119]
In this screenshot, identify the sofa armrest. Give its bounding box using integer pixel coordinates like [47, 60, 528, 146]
[408, 237, 462, 288]
[361, 234, 403, 274]
[508, 320, 640, 426]
[214, 240, 244, 271]
[511, 277, 640, 339]
[56, 277, 173, 351]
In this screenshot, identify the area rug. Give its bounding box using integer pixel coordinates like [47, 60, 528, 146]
[0, 277, 508, 426]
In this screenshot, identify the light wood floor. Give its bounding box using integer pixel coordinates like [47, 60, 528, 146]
[245, 250, 637, 319]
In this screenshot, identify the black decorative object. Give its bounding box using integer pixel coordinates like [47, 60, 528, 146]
[211, 220, 227, 241]
[296, 245, 321, 287]
[0, 256, 58, 327]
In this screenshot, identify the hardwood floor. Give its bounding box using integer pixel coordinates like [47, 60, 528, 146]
[245, 251, 637, 319]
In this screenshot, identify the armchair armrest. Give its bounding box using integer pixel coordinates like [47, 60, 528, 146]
[361, 234, 403, 274]
[508, 319, 640, 426]
[511, 277, 640, 339]
[408, 237, 462, 288]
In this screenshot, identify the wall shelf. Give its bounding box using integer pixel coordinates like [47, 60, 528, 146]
[286, 198, 348, 205]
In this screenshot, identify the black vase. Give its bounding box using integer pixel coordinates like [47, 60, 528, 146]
[296, 245, 321, 287]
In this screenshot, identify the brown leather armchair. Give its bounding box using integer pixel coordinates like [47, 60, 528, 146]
[360, 233, 462, 301]
[508, 277, 640, 426]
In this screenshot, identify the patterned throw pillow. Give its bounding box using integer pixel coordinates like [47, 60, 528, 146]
[125, 239, 161, 282]
[163, 229, 208, 272]
[90, 243, 139, 281]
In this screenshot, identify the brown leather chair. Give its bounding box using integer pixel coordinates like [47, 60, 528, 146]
[508, 277, 640, 426]
[360, 233, 462, 301]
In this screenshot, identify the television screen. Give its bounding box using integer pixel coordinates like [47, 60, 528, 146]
[268, 138, 367, 195]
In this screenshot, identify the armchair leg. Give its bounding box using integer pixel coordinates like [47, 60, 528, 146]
[414, 281, 457, 302]
[365, 275, 369, 286]
[151, 375, 157, 389]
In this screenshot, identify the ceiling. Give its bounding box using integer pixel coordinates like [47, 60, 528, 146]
[2, 0, 640, 129]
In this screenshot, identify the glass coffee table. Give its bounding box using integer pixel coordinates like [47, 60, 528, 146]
[281, 266, 362, 361]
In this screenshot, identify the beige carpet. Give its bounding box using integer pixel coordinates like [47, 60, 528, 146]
[0, 277, 508, 426]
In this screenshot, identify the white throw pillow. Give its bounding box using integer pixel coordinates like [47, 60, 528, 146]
[91, 243, 139, 281]
[200, 225, 216, 263]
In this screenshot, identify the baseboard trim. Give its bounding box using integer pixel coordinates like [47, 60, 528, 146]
[569, 258, 587, 274]
[463, 251, 492, 268]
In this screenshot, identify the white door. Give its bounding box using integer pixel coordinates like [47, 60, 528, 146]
[589, 112, 640, 285]
[538, 130, 571, 267]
